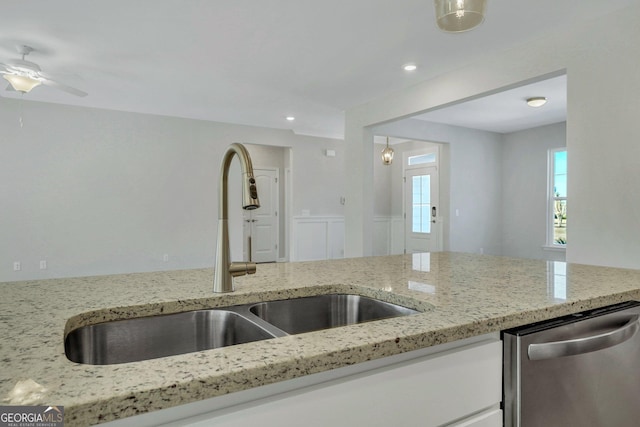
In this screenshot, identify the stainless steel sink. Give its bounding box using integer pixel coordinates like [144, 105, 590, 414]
[65, 294, 419, 365]
[249, 294, 419, 334]
[64, 309, 277, 365]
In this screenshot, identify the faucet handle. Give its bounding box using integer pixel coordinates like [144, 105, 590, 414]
[229, 262, 257, 277]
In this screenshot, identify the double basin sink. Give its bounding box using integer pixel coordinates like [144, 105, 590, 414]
[65, 294, 419, 365]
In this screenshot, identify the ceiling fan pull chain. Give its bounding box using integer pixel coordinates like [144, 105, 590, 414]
[18, 94, 24, 128]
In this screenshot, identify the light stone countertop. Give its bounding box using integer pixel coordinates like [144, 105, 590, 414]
[2, 252, 640, 426]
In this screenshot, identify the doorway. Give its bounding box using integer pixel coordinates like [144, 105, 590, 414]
[402, 145, 441, 254]
[404, 165, 440, 253]
[372, 138, 444, 255]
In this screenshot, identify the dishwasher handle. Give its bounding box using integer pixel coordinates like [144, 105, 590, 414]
[527, 314, 640, 361]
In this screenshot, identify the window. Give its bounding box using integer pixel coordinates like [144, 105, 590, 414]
[408, 152, 436, 166]
[549, 149, 567, 246]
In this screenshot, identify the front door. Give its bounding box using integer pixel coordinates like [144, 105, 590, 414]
[404, 166, 440, 253]
[243, 168, 279, 263]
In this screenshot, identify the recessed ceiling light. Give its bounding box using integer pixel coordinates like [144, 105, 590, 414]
[403, 64, 417, 72]
[526, 97, 547, 107]
[285, 116, 295, 121]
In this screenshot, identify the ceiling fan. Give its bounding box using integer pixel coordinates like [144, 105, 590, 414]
[0, 45, 87, 97]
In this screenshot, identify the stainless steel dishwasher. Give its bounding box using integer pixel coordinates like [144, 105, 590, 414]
[503, 301, 640, 427]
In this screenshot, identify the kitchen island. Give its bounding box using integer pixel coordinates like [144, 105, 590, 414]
[2, 252, 640, 426]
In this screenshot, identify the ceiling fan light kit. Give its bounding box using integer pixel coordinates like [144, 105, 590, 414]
[434, 0, 487, 33]
[3, 74, 42, 93]
[0, 44, 87, 97]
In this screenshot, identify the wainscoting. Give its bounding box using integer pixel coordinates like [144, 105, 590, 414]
[291, 216, 344, 261]
[291, 216, 404, 262]
[373, 216, 405, 256]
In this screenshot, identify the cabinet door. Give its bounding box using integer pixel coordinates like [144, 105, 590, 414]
[180, 340, 502, 427]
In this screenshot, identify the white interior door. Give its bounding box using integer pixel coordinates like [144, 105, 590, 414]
[404, 166, 440, 253]
[244, 169, 279, 263]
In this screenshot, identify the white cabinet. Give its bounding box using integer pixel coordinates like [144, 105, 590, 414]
[104, 334, 502, 427]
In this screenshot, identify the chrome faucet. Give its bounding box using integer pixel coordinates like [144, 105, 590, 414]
[214, 143, 260, 293]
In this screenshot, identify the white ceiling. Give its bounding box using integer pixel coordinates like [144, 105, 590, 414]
[412, 74, 567, 134]
[0, 1, 634, 139]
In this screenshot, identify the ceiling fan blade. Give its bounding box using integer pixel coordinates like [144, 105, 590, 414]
[1, 67, 16, 91]
[39, 77, 88, 97]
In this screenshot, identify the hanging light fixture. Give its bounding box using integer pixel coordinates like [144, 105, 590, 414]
[381, 137, 394, 165]
[434, 0, 487, 33]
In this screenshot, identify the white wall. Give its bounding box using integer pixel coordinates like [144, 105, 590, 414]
[566, 10, 640, 268]
[293, 145, 345, 216]
[345, 2, 640, 269]
[501, 122, 566, 260]
[0, 100, 343, 282]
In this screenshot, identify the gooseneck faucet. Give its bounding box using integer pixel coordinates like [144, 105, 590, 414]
[214, 143, 260, 293]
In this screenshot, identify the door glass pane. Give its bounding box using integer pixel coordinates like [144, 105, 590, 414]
[412, 175, 431, 233]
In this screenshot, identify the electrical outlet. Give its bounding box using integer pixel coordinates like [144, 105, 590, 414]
[13, 261, 21, 271]
[40, 260, 47, 270]
[163, 254, 169, 262]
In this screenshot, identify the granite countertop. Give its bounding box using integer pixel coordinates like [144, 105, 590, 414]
[2, 252, 640, 426]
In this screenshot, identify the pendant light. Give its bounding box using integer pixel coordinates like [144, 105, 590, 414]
[381, 137, 394, 165]
[434, 0, 487, 33]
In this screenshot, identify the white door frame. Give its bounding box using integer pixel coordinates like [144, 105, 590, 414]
[402, 146, 442, 254]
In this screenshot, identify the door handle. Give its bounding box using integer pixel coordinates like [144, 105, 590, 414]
[431, 206, 437, 224]
[527, 314, 640, 360]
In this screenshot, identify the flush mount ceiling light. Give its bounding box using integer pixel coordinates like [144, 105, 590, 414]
[526, 97, 547, 107]
[434, 0, 487, 33]
[403, 63, 417, 72]
[381, 137, 394, 165]
[285, 116, 295, 121]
